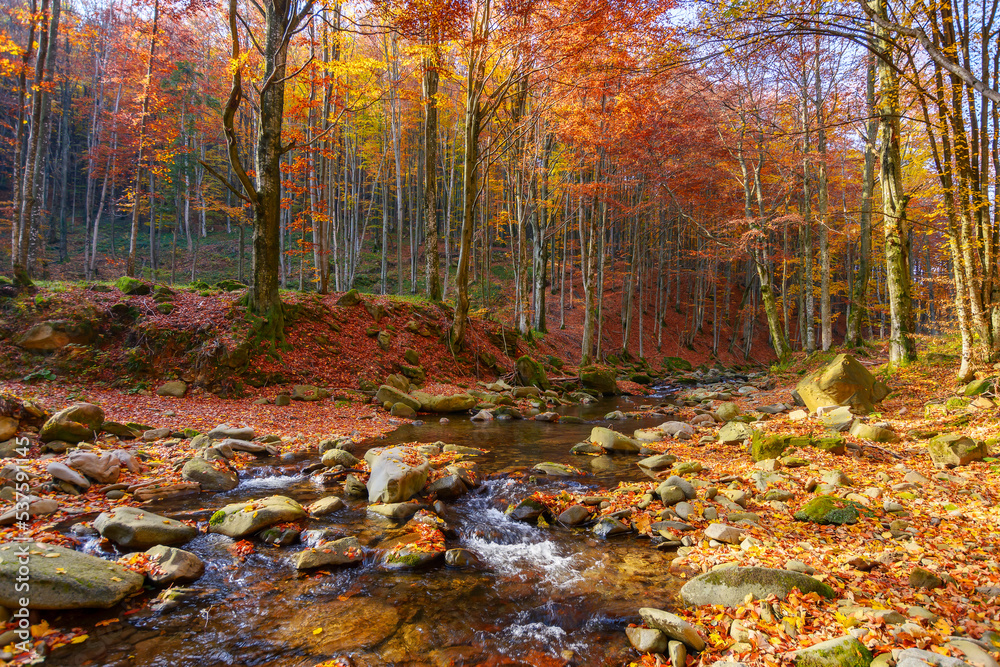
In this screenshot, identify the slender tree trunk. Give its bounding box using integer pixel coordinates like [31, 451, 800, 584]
[126, 0, 158, 278]
[423, 45, 442, 300]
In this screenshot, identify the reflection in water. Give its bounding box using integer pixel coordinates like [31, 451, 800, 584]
[47, 394, 683, 666]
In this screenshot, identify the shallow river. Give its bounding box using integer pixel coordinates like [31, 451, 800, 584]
[48, 393, 685, 667]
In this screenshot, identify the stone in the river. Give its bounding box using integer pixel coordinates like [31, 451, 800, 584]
[181, 457, 238, 491]
[789, 635, 873, 667]
[557, 505, 590, 526]
[626, 626, 667, 653]
[145, 545, 205, 585]
[380, 530, 445, 569]
[426, 474, 468, 499]
[321, 448, 360, 468]
[470, 409, 493, 422]
[40, 403, 104, 443]
[366, 446, 430, 503]
[444, 548, 480, 568]
[294, 537, 365, 570]
[638, 608, 706, 652]
[390, 402, 417, 418]
[795, 353, 889, 414]
[94, 506, 198, 549]
[579, 367, 618, 395]
[307, 496, 345, 516]
[532, 462, 582, 476]
[680, 566, 836, 608]
[592, 517, 630, 539]
[510, 498, 546, 522]
[589, 426, 640, 453]
[0, 541, 143, 609]
[368, 502, 425, 520]
[409, 391, 477, 413]
[207, 424, 255, 440]
[209, 495, 307, 538]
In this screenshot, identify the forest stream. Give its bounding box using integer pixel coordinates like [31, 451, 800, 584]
[46, 393, 687, 667]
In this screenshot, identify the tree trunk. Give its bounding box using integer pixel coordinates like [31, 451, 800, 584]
[126, 0, 158, 278]
[423, 45, 442, 300]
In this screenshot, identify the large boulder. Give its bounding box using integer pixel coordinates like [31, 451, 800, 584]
[579, 367, 618, 395]
[115, 276, 151, 295]
[795, 353, 889, 414]
[40, 402, 105, 443]
[291, 385, 330, 402]
[927, 433, 986, 467]
[16, 320, 94, 351]
[515, 356, 549, 390]
[0, 541, 143, 609]
[156, 380, 188, 397]
[0, 417, 17, 441]
[750, 432, 810, 462]
[589, 427, 641, 453]
[367, 446, 431, 503]
[209, 495, 307, 538]
[207, 424, 255, 440]
[181, 457, 239, 491]
[376, 385, 421, 411]
[145, 545, 205, 585]
[409, 391, 476, 413]
[679, 566, 836, 608]
[94, 506, 198, 549]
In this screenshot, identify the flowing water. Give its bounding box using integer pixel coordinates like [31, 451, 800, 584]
[46, 393, 686, 667]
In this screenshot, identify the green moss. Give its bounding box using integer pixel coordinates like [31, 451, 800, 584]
[386, 551, 424, 566]
[794, 495, 863, 525]
[209, 509, 228, 526]
[811, 435, 846, 455]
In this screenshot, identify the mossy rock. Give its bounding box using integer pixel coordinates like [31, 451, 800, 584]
[795, 353, 889, 414]
[214, 279, 246, 292]
[579, 366, 618, 395]
[750, 432, 809, 462]
[663, 356, 692, 371]
[403, 349, 419, 365]
[791, 635, 873, 667]
[945, 396, 970, 410]
[630, 373, 652, 385]
[114, 276, 151, 295]
[811, 435, 846, 455]
[155, 303, 175, 315]
[515, 355, 549, 390]
[794, 495, 865, 525]
[679, 566, 836, 608]
[337, 289, 362, 306]
[964, 378, 993, 396]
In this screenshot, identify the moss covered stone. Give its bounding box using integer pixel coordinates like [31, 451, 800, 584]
[115, 276, 151, 295]
[515, 355, 550, 390]
[750, 432, 810, 462]
[792, 635, 873, 667]
[579, 366, 618, 395]
[794, 495, 863, 525]
[679, 566, 836, 608]
[811, 435, 846, 455]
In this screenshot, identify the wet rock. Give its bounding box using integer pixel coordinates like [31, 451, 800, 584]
[638, 608, 705, 652]
[532, 462, 582, 476]
[426, 474, 468, 499]
[295, 537, 365, 570]
[579, 367, 618, 395]
[790, 635, 873, 667]
[367, 446, 430, 503]
[66, 451, 120, 484]
[368, 502, 426, 520]
[470, 409, 493, 422]
[570, 442, 604, 455]
[260, 525, 301, 546]
[680, 566, 836, 608]
[592, 517, 630, 539]
[510, 498, 546, 522]
[207, 424, 255, 440]
[927, 433, 986, 467]
[181, 457, 238, 491]
[145, 545, 204, 585]
[380, 530, 445, 569]
[209, 495, 307, 538]
[0, 541, 143, 609]
[94, 506, 198, 549]
[40, 402, 104, 444]
[589, 426, 640, 453]
[307, 496, 345, 516]
[515, 355, 549, 390]
[344, 474, 368, 498]
[156, 381, 188, 398]
[626, 626, 667, 653]
[321, 448, 360, 468]
[534, 411, 559, 422]
[445, 548, 480, 568]
[557, 505, 590, 526]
